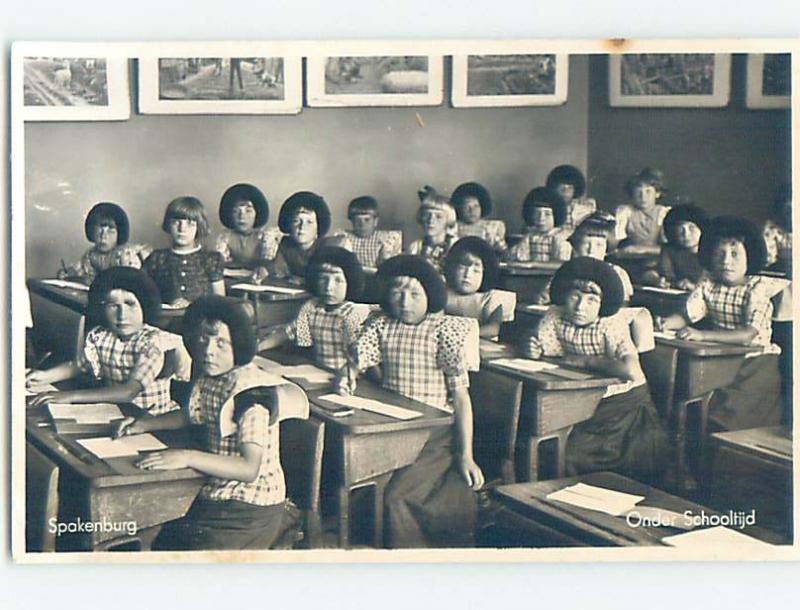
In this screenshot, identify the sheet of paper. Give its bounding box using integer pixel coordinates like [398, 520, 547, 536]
[223, 268, 253, 278]
[281, 364, 334, 384]
[492, 358, 559, 373]
[662, 526, 772, 548]
[317, 393, 422, 421]
[523, 304, 549, 313]
[547, 482, 645, 516]
[638, 286, 687, 295]
[76, 433, 167, 459]
[48, 402, 124, 424]
[231, 283, 306, 295]
[41, 279, 90, 291]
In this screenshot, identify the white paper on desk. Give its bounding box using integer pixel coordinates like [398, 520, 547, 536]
[639, 286, 687, 295]
[281, 364, 334, 384]
[317, 393, 422, 421]
[41, 279, 90, 291]
[48, 402, 124, 425]
[547, 483, 644, 516]
[231, 283, 306, 295]
[662, 526, 772, 548]
[223, 268, 254, 278]
[653, 330, 678, 340]
[524, 304, 549, 313]
[76, 434, 167, 459]
[492, 358, 559, 373]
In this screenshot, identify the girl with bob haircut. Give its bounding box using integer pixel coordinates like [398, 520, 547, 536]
[451, 182, 508, 256]
[612, 167, 671, 251]
[763, 183, 792, 273]
[27, 267, 180, 415]
[338, 254, 483, 548]
[144, 196, 225, 307]
[443, 236, 515, 339]
[524, 257, 667, 482]
[508, 186, 572, 262]
[407, 186, 459, 272]
[641, 204, 708, 290]
[116, 295, 309, 551]
[658, 216, 785, 431]
[58, 202, 152, 283]
[545, 164, 597, 232]
[214, 183, 282, 278]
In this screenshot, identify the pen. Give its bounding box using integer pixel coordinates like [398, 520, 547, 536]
[31, 350, 53, 371]
[60, 258, 68, 275]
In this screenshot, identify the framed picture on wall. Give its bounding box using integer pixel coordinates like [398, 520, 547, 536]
[746, 53, 791, 109]
[20, 55, 130, 121]
[451, 54, 569, 107]
[608, 53, 731, 108]
[306, 55, 444, 107]
[138, 54, 302, 114]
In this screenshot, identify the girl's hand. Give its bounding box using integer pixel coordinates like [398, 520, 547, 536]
[459, 455, 485, 490]
[676, 279, 696, 291]
[136, 449, 191, 471]
[26, 369, 53, 386]
[334, 370, 356, 396]
[28, 391, 63, 409]
[677, 327, 705, 342]
[56, 268, 68, 280]
[252, 266, 269, 284]
[113, 416, 144, 438]
[658, 276, 670, 289]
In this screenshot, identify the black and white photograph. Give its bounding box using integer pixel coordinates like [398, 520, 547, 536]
[451, 54, 569, 107]
[306, 53, 443, 106]
[10, 41, 798, 563]
[747, 53, 792, 109]
[609, 53, 731, 107]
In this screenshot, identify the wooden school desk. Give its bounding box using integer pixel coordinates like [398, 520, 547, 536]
[631, 285, 689, 317]
[228, 279, 310, 330]
[498, 261, 560, 304]
[477, 341, 621, 483]
[606, 249, 659, 282]
[491, 471, 783, 547]
[258, 349, 453, 548]
[26, 405, 204, 551]
[27, 278, 186, 362]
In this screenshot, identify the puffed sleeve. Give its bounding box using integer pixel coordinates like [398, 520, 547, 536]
[435, 316, 474, 392]
[379, 230, 403, 259]
[613, 205, 631, 242]
[483, 289, 516, 323]
[257, 227, 282, 262]
[535, 307, 565, 357]
[187, 384, 205, 425]
[76, 327, 104, 378]
[602, 316, 638, 360]
[204, 250, 224, 282]
[508, 235, 530, 262]
[657, 205, 671, 243]
[614, 265, 634, 301]
[406, 239, 422, 256]
[128, 330, 166, 388]
[237, 404, 271, 447]
[286, 299, 315, 347]
[113, 245, 143, 269]
[353, 312, 386, 371]
[342, 303, 372, 346]
[214, 232, 232, 263]
[551, 230, 573, 262]
[743, 277, 775, 330]
[685, 278, 711, 323]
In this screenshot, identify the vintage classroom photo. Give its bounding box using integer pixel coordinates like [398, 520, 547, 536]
[9, 40, 798, 562]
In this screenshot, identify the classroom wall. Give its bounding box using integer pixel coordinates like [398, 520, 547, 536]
[586, 54, 792, 221]
[25, 56, 589, 278]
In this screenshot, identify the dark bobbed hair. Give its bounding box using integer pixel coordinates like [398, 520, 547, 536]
[451, 182, 492, 219]
[161, 196, 210, 240]
[569, 210, 617, 247]
[698, 216, 767, 275]
[219, 183, 269, 230]
[443, 236, 499, 292]
[278, 191, 331, 236]
[546, 165, 586, 199]
[182, 295, 257, 366]
[522, 187, 567, 227]
[305, 246, 365, 301]
[87, 267, 161, 330]
[85, 202, 130, 245]
[348, 196, 379, 218]
[375, 255, 447, 314]
[625, 167, 667, 198]
[663, 204, 709, 246]
[549, 257, 625, 318]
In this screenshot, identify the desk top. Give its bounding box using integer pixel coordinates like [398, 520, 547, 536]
[26, 405, 204, 489]
[478, 339, 622, 391]
[712, 426, 793, 465]
[498, 261, 561, 276]
[258, 348, 453, 435]
[228, 278, 311, 302]
[607, 248, 660, 261]
[494, 471, 783, 546]
[653, 333, 763, 357]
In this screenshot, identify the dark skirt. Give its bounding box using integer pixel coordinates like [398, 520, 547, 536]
[153, 497, 285, 551]
[708, 354, 782, 431]
[566, 382, 668, 484]
[384, 426, 478, 548]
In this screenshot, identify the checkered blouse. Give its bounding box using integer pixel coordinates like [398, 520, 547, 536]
[63, 244, 151, 283]
[346, 230, 402, 268]
[456, 219, 508, 252]
[77, 325, 179, 415]
[407, 234, 458, 272]
[188, 363, 286, 507]
[287, 300, 372, 370]
[353, 312, 476, 411]
[562, 198, 597, 232]
[143, 248, 224, 303]
[685, 276, 778, 352]
[508, 228, 572, 263]
[214, 227, 282, 268]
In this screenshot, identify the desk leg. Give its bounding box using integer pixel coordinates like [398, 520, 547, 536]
[372, 473, 392, 549]
[524, 426, 573, 482]
[337, 484, 351, 549]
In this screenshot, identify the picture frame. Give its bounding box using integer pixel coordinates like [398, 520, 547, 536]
[137, 50, 302, 115]
[746, 53, 791, 109]
[18, 49, 130, 122]
[608, 53, 731, 108]
[306, 54, 444, 107]
[451, 54, 569, 107]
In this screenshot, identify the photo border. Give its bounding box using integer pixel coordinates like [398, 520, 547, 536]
[746, 53, 791, 110]
[451, 53, 569, 108]
[608, 53, 731, 108]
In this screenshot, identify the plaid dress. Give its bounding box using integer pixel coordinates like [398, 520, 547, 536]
[532, 306, 666, 482]
[353, 312, 475, 411]
[562, 198, 597, 232]
[407, 235, 458, 272]
[63, 244, 151, 283]
[214, 227, 282, 269]
[346, 230, 402, 268]
[456, 219, 508, 253]
[286, 299, 372, 369]
[143, 247, 224, 303]
[77, 324, 179, 415]
[188, 363, 286, 507]
[508, 228, 572, 262]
